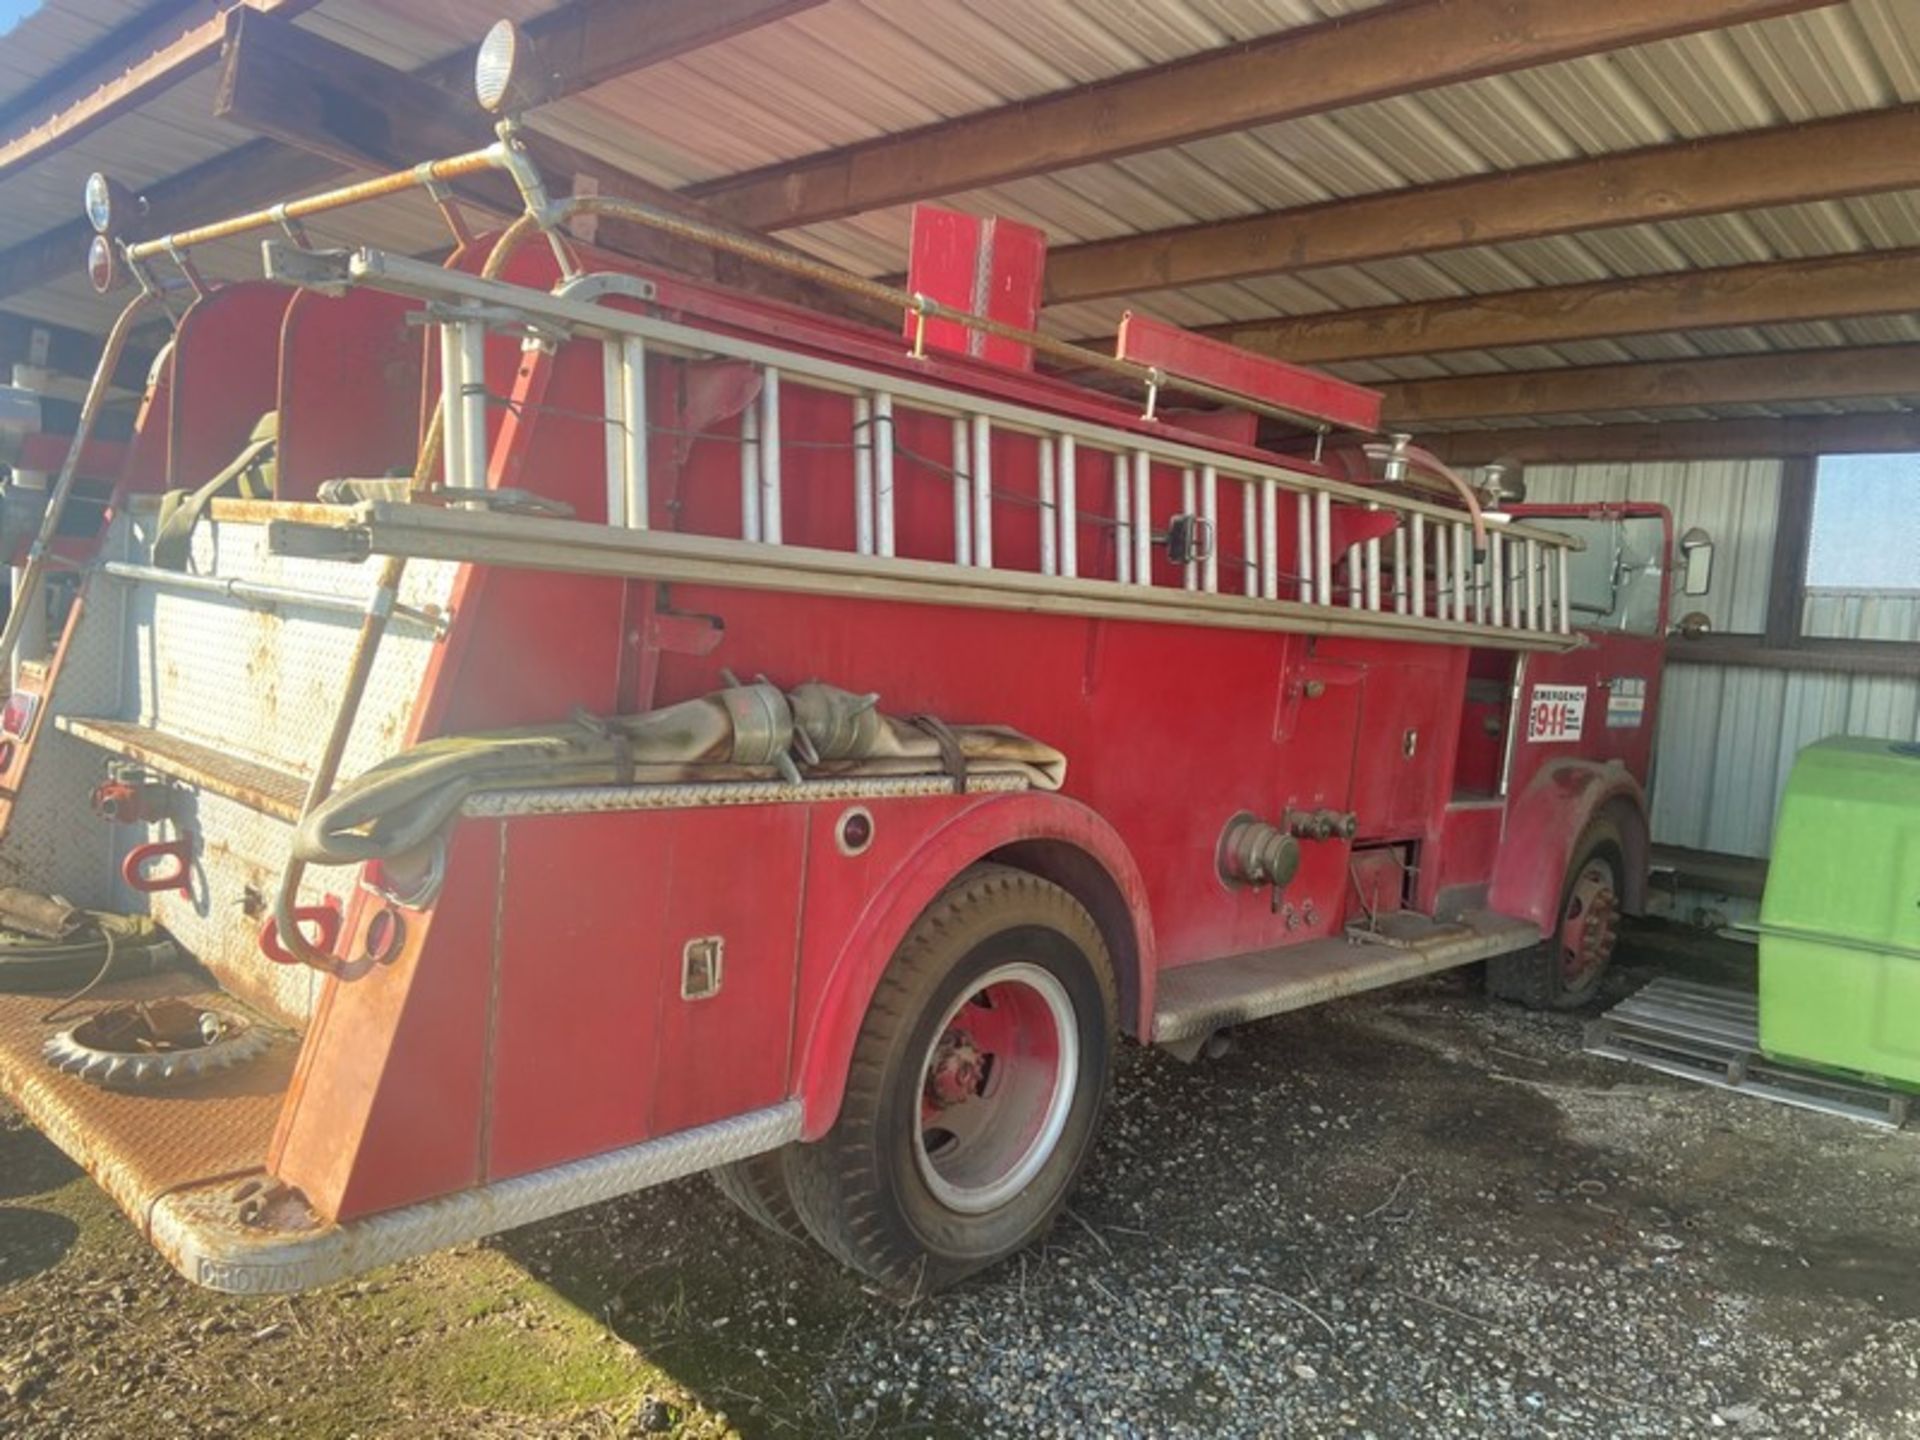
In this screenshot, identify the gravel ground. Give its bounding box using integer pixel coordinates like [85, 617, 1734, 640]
[4, 923, 1919, 1438]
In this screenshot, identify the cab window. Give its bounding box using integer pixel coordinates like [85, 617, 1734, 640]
[1549, 515, 1666, 635]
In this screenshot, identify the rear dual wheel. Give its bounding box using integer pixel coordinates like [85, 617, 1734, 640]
[735, 865, 1114, 1295]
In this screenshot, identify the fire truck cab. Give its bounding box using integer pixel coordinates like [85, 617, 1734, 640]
[0, 26, 1711, 1297]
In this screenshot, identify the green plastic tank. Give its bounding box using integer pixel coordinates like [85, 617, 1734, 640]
[1759, 736, 1920, 1087]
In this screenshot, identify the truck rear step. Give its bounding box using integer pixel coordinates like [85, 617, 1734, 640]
[1584, 976, 1914, 1129]
[1152, 910, 1538, 1047]
[0, 971, 296, 1231]
[57, 716, 307, 822]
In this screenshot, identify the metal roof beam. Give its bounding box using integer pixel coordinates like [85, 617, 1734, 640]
[692, 0, 1842, 233]
[1044, 104, 1920, 304]
[1378, 344, 1920, 425]
[426, 0, 825, 104]
[209, 10, 876, 318]
[0, 0, 820, 308]
[1425, 412, 1920, 465]
[1201, 249, 1920, 364]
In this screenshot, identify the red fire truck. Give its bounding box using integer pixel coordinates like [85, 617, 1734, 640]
[0, 25, 1710, 1296]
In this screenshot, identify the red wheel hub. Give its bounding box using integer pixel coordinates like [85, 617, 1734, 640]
[1559, 859, 1619, 982]
[925, 1029, 986, 1109]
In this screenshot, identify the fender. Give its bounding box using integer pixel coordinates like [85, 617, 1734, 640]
[1490, 759, 1650, 935]
[793, 789, 1154, 1139]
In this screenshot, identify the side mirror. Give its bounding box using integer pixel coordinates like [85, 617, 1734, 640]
[1679, 527, 1714, 596]
[1671, 610, 1713, 640]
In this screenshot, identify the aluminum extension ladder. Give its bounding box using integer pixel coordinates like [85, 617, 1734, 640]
[350, 244, 1583, 643]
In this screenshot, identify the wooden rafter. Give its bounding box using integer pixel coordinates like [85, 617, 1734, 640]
[1043, 105, 1920, 304]
[1202, 249, 1920, 364]
[693, 0, 1841, 232]
[1424, 412, 1920, 466]
[1379, 344, 1920, 425]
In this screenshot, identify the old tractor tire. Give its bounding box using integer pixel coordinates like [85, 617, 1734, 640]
[785, 864, 1116, 1297]
[710, 1150, 809, 1243]
[1487, 815, 1626, 1011]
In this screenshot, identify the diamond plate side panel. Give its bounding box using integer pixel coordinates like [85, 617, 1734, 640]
[0, 527, 136, 908]
[124, 513, 457, 786]
[152, 1100, 803, 1295]
[134, 788, 334, 1026]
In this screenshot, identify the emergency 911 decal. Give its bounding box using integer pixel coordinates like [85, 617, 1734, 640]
[1527, 683, 1587, 743]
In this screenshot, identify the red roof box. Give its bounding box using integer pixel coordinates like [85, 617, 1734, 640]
[1116, 312, 1383, 435]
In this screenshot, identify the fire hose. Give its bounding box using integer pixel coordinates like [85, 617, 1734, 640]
[290, 682, 1066, 868]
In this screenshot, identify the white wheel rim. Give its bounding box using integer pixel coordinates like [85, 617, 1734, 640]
[912, 961, 1080, 1215]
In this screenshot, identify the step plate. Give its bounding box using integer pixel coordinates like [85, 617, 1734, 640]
[1153, 911, 1538, 1043]
[1585, 976, 1914, 1129]
[58, 716, 308, 822]
[0, 973, 296, 1231]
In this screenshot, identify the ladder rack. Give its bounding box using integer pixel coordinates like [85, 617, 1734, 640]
[268, 244, 1585, 651]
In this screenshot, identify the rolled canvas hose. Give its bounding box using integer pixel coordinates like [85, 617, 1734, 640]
[292, 683, 1067, 868]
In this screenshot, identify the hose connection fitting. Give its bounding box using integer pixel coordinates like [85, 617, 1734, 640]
[1218, 813, 1302, 891]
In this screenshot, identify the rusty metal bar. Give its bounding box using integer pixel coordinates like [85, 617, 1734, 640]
[126, 146, 506, 266]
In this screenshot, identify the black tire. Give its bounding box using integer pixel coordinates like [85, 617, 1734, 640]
[1488, 816, 1626, 1011]
[710, 1150, 808, 1243]
[786, 864, 1116, 1297]
[0, 914, 178, 994]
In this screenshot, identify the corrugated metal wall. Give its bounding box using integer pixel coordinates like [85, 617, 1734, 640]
[1523, 461, 1920, 858]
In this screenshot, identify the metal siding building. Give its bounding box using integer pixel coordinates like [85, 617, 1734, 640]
[1528, 459, 1920, 857]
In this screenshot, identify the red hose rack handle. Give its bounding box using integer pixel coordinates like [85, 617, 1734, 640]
[121, 837, 192, 898]
[257, 901, 343, 968]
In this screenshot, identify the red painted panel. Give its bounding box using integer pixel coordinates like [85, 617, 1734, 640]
[904, 205, 1046, 369]
[647, 806, 808, 1136]
[488, 814, 669, 1176]
[167, 283, 295, 488]
[1344, 648, 1457, 839]
[487, 807, 806, 1174]
[276, 287, 423, 500]
[1425, 802, 1505, 911]
[274, 821, 499, 1221]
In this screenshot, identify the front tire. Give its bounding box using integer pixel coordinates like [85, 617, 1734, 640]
[1488, 816, 1625, 1010]
[786, 864, 1116, 1296]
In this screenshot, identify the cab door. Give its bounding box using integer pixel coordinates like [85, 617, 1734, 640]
[1500, 504, 1671, 797]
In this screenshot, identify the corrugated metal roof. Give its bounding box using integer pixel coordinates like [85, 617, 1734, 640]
[2, 0, 1920, 434]
[0, 0, 167, 115]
